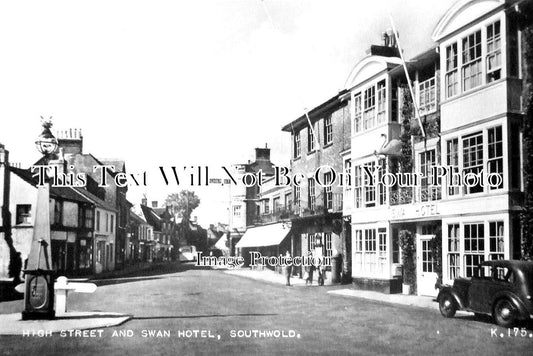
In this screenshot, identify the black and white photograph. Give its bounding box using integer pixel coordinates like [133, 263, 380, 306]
[0, 0, 532, 354]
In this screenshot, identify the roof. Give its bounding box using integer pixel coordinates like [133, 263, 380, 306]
[129, 211, 148, 224]
[10, 167, 93, 205]
[73, 187, 118, 212]
[101, 159, 126, 172]
[389, 46, 439, 78]
[281, 90, 348, 132]
[140, 204, 162, 230]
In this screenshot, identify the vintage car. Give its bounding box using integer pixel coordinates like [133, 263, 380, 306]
[437, 260, 533, 327]
[178, 245, 197, 262]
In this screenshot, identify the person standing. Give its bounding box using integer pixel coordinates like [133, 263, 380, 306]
[284, 251, 292, 286]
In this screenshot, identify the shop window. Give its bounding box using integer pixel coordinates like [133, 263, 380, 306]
[489, 221, 504, 260]
[448, 224, 460, 281]
[324, 232, 332, 258]
[353, 230, 363, 272]
[364, 229, 377, 274]
[16, 204, 31, 224]
[464, 223, 484, 277]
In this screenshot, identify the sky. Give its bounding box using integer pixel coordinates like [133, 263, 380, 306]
[0, 0, 457, 226]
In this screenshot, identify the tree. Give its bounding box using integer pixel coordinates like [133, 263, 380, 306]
[165, 190, 200, 221]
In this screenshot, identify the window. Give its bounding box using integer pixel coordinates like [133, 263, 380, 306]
[489, 221, 504, 260]
[446, 139, 460, 196]
[285, 193, 292, 212]
[324, 116, 333, 145]
[364, 229, 377, 273]
[419, 149, 441, 201]
[486, 21, 501, 82]
[462, 132, 483, 194]
[378, 228, 387, 274]
[464, 223, 484, 277]
[308, 233, 316, 252]
[324, 171, 333, 210]
[293, 131, 301, 158]
[354, 230, 363, 271]
[54, 200, 63, 225]
[354, 165, 362, 208]
[376, 81, 386, 124]
[419, 77, 436, 115]
[445, 43, 458, 98]
[462, 30, 482, 91]
[110, 215, 114, 234]
[308, 124, 316, 152]
[448, 224, 460, 280]
[363, 86, 376, 130]
[16, 204, 31, 224]
[308, 178, 316, 211]
[264, 199, 270, 214]
[363, 162, 376, 207]
[273, 197, 280, 212]
[353, 94, 362, 133]
[105, 213, 109, 232]
[344, 159, 352, 190]
[378, 160, 386, 205]
[294, 186, 301, 209]
[324, 232, 332, 258]
[487, 126, 503, 190]
[233, 205, 241, 217]
[96, 211, 100, 232]
[84, 208, 94, 229]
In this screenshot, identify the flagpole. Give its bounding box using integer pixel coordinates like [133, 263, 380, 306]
[388, 14, 426, 139]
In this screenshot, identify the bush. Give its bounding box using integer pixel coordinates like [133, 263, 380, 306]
[399, 229, 416, 293]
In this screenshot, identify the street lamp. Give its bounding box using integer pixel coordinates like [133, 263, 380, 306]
[21, 118, 58, 320]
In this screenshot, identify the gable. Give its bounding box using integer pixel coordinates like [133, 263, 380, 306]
[344, 56, 402, 90]
[432, 0, 505, 41]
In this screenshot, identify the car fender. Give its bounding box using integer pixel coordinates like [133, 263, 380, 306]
[437, 286, 465, 310]
[492, 291, 529, 319]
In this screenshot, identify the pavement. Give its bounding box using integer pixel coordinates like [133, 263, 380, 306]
[226, 267, 438, 310]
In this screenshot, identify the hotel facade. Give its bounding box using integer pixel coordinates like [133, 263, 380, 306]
[345, 0, 527, 296]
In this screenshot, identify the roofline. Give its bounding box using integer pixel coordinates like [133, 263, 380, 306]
[281, 90, 348, 132]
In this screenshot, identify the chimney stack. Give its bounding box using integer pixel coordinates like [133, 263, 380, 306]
[55, 128, 83, 155]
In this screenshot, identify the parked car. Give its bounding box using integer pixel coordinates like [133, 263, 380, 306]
[437, 260, 533, 327]
[208, 248, 223, 258]
[178, 245, 197, 262]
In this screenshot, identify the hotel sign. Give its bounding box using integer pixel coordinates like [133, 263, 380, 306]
[391, 203, 440, 220]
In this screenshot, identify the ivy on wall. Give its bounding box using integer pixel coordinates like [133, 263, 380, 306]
[518, 2, 533, 260]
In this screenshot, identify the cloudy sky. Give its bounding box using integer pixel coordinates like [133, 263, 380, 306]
[0, 0, 456, 225]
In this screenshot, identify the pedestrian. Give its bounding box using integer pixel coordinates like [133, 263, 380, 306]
[9, 251, 22, 286]
[305, 251, 314, 285]
[284, 251, 292, 286]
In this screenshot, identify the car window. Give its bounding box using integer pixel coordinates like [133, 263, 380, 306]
[474, 266, 491, 279]
[493, 267, 513, 283]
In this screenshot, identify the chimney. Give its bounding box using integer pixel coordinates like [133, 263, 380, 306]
[365, 29, 400, 58]
[141, 198, 147, 206]
[56, 128, 83, 155]
[255, 145, 270, 162]
[151, 201, 158, 208]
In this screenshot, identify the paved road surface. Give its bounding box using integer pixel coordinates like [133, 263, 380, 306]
[0, 265, 531, 355]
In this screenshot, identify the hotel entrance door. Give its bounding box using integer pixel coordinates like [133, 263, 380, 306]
[416, 234, 438, 297]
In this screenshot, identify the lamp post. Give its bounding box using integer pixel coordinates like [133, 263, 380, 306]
[21, 118, 58, 320]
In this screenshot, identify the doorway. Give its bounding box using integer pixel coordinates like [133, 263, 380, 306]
[416, 234, 438, 297]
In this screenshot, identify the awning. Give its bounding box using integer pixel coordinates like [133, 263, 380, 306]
[235, 223, 291, 248]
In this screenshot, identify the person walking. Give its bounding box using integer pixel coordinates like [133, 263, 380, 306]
[284, 251, 292, 286]
[305, 251, 314, 285]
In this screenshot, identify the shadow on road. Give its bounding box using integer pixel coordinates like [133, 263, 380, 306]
[92, 276, 165, 287]
[132, 313, 278, 320]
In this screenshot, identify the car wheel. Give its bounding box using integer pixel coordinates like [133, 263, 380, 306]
[439, 294, 457, 318]
[493, 299, 517, 327]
